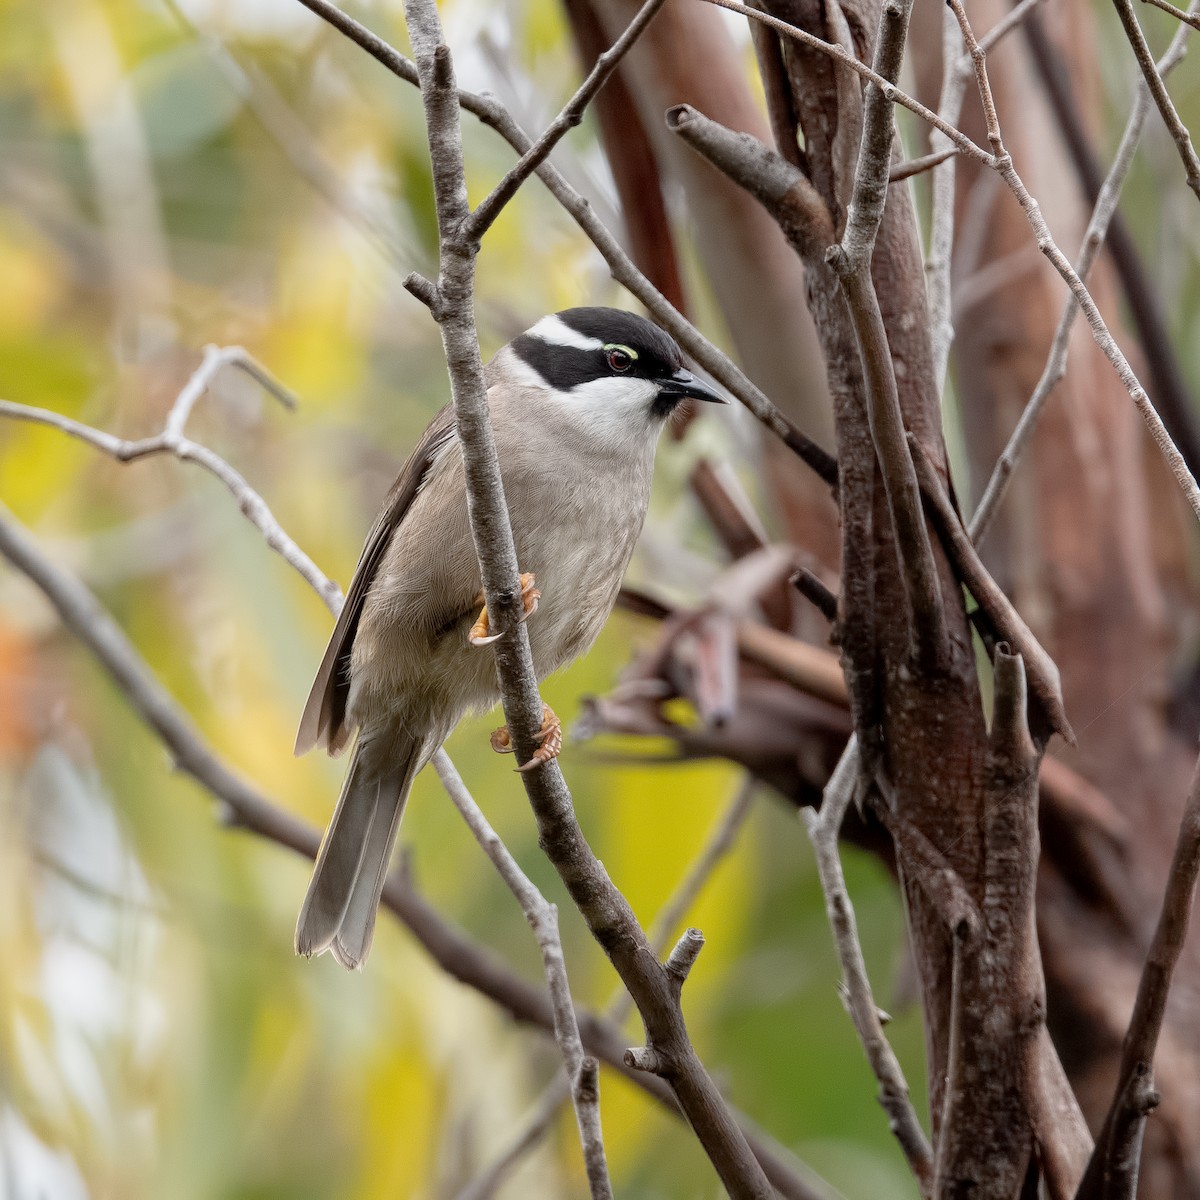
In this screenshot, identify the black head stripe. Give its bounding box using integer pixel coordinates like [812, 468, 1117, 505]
[510, 335, 607, 390]
[511, 308, 686, 393]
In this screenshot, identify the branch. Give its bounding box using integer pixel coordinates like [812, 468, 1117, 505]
[463, 0, 666, 241]
[969, 9, 1198, 543]
[888, 147, 957, 183]
[1110, 0, 1200, 200]
[398, 0, 773, 1192]
[824, 0, 947, 671]
[0, 347, 341, 615]
[1141, 0, 1200, 28]
[1076, 753, 1200, 1200]
[803, 739, 935, 1195]
[908, 435, 1072, 743]
[698, 0, 991, 164]
[432, 751, 611, 1200]
[927, 0, 1049, 384]
[458, 775, 772, 1200]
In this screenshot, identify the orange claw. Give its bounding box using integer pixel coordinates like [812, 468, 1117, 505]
[468, 572, 540, 647]
[489, 703, 562, 772]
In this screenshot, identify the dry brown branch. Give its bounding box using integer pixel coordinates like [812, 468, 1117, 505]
[908, 435, 1070, 742]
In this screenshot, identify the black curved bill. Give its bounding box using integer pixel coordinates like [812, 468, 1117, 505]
[656, 367, 728, 405]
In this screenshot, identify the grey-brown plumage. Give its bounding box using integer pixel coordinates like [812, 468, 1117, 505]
[294, 308, 725, 969]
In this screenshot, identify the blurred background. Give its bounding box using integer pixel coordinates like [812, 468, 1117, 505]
[7, 0, 1200, 1192]
[0, 0, 927, 1195]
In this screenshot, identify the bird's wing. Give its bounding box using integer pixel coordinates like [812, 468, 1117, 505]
[294, 405, 458, 757]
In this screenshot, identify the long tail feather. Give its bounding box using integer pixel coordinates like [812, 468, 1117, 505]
[295, 734, 423, 967]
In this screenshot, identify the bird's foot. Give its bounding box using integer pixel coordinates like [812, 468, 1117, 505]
[490, 703, 562, 772]
[468, 572, 540, 647]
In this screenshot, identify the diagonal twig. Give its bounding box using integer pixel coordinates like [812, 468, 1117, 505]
[0, 347, 339, 613]
[433, 750, 612, 1200]
[463, 0, 666, 242]
[803, 738, 935, 1196]
[1075, 754, 1200, 1200]
[1110, 0, 1200, 200]
[968, 2, 1198, 543]
[1141, 0, 1200, 27]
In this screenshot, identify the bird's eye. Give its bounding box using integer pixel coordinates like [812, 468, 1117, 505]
[605, 345, 635, 373]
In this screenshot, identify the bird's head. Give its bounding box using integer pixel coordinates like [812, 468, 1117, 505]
[498, 307, 726, 445]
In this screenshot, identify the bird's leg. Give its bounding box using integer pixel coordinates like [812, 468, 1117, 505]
[468, 572, 540, 647]
[490, 703, 562, 771]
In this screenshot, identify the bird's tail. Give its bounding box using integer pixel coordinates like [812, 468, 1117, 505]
[295, 733, 424, 970]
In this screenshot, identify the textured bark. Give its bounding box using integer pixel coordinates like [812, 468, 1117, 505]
[908, 0, 1200, 1191]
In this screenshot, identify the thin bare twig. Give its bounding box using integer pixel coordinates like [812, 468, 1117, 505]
[969, 9, 1198, 542]
[0, 347, 340, 613]
[464, 0, 666, 241]
[1110, 0, 1200, 200]
[927, 0, 1050, 386]
[1141, 0, 1200, 29]
[803, 739, 935, 1196]
[432, 750, 611, 1200]
[1076, 754, 1200, 1199]
[889, 147, 958, 183]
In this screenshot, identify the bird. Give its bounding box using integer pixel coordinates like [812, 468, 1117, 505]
[293, 306, 726, 969]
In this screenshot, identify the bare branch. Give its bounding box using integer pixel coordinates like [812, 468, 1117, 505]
[432, 750, 611, 1200]
[1141, 0, 1200, 29]
[969, 11, 1198, 543]
[1111, 0, 1200, 200]
[1076, 754, 1200, 1199]
[464, 0, 667, 241]
[927, 0, 1049, 384]
[697, 0, 991, 164]
[889, 147, 957, 183]
[0, 347, 340, 613]
[908, 435, 1072, 743]
[803, 739, 935, 1194]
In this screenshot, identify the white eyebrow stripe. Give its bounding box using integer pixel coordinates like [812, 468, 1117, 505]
[526, 315, 603, 350]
